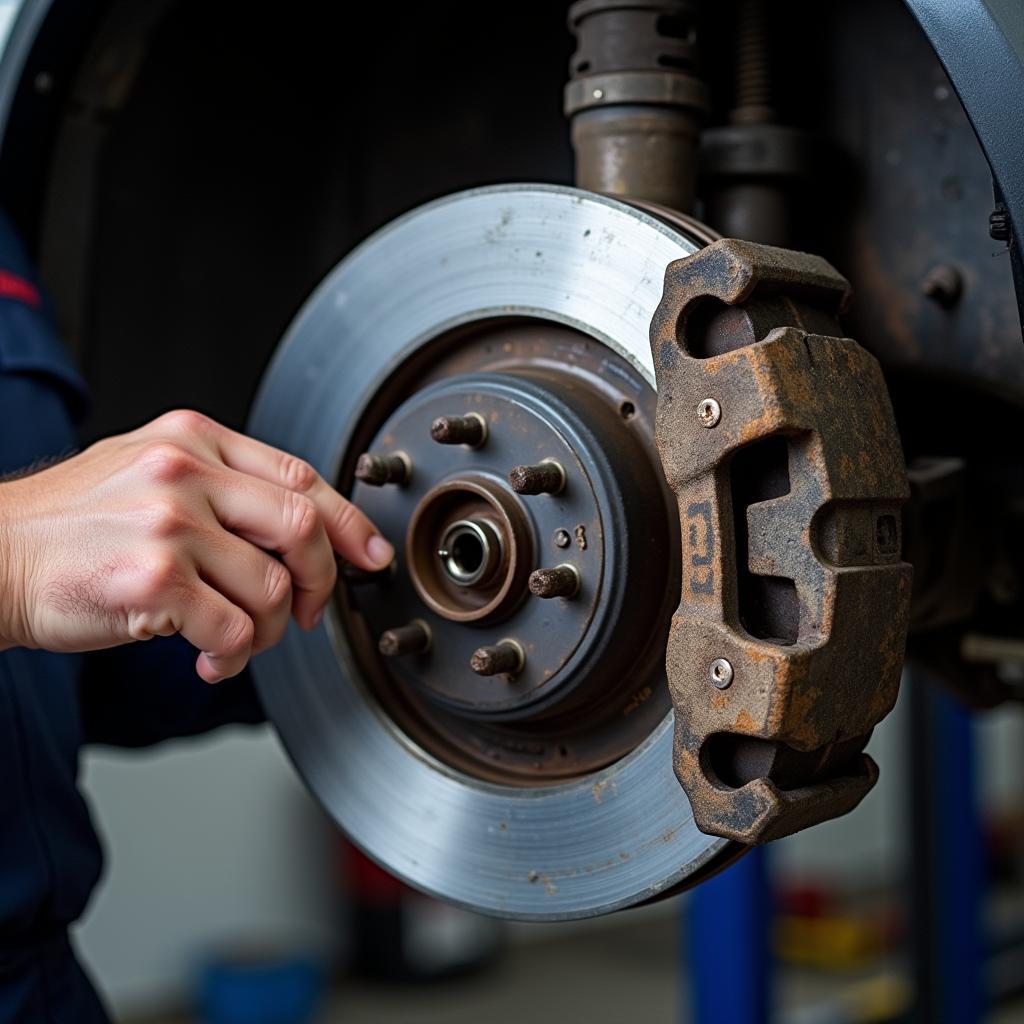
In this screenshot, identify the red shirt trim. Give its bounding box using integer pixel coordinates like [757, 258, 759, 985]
[0, 269, 41, 309]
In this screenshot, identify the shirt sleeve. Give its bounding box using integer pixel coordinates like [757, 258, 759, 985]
[0, 209, 267, 746]
[79, 637, 265, 748]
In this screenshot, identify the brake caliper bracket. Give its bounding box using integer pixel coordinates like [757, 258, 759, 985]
[650, 238, 913, 844]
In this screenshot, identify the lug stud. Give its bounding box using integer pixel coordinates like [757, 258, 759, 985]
[508, 459, 565, 495]
[379, 620, 432, 657]
[470, 639, 524, 677]
[430, 413, 488, 447]
[529, 564, 580, 599]
[355, 451, 410, 486]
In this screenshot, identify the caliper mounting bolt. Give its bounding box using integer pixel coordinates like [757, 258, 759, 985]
[508, 459, 566, 495]
[697, 398, 722, 428]
[709, 657, 734, 689]
[379, 620, 432, 657]
[430, 413, 488, 448]
[470, 639, 525, 677]
[355, 451, 410, 486]
[529, 564, 580, 599]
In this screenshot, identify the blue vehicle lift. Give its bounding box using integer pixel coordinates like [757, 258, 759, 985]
[684, 668, 984, 1024]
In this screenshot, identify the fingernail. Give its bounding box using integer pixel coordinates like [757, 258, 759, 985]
[312, 607, 325, 629]
[366, 534, 395, 568]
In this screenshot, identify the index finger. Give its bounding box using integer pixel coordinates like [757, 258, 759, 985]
[199, 421, 394, 572]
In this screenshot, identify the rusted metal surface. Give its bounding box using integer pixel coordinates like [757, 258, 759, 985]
[529, 565, 581, 600]
[355, 451, 410, 486]
[699, 0, 812, 248]
[509, 461, 566, 495]
[565, 0, 709, 212]
[430, 413, 488, 447]
[379, 620, 432, 657]
[470, 641, 525, 678]
[342, 318, 682, 784]
[903, 457, 981, 633]
[650, 238, 912, 844]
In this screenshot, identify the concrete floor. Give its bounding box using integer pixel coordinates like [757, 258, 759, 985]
[138, 907, 1024, 1024]
[331, 918, 679, 1024]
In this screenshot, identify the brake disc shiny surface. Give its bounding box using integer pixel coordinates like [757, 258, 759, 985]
[248, 184, 735, 919]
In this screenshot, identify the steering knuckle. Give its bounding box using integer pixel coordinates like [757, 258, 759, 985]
[281, 454, 318, 493]
[135, 441, 196, 484]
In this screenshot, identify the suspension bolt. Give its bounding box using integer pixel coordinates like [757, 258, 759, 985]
[470, 639, 525, 677]
[553, 528, 572, 549]
[529, 564, 580, 599]
[355, 451, 410, 486]
[508, 459, 566, 495]
[921, 264, 963, 308]
[709, 657, 734, 689]
[697, 398, 722, 428]
[430, 413, 488, 447]
[379, 620, 432, 657]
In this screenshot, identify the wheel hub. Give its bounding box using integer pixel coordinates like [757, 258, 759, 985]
[346, 331, 678, 782]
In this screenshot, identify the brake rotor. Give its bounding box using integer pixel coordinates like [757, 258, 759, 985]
[248, 184, 740, 919]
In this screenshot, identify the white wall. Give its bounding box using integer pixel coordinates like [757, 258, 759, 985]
[75, 728, 343, 1018]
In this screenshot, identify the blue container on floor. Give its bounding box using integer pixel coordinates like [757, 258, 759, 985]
[198, 951, 325, 1024]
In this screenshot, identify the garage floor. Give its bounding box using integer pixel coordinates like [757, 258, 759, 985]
[138, 907, 1024, 1024]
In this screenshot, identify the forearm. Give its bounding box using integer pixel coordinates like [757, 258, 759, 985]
[0, 480, 31, 653]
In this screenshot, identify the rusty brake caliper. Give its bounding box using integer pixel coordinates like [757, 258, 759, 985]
[650, 238, 913, 844]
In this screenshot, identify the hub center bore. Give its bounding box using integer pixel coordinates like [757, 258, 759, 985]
[438, 519, 500, 586]
[406, 476, 531, 625]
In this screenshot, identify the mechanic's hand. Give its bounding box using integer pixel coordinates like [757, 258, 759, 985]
[0, 410, 393, 682]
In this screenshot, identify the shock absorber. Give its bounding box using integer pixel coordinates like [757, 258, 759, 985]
[565, 0, 711, 213]
[699, 0, 813, 245]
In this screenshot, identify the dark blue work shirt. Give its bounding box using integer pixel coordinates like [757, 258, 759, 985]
[0, 214, 264, 1021]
